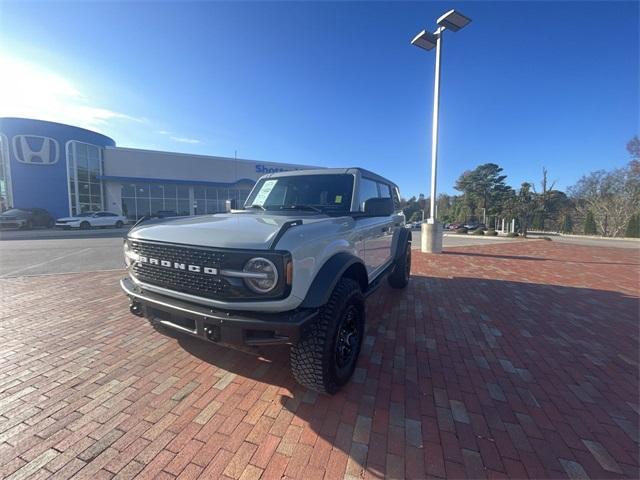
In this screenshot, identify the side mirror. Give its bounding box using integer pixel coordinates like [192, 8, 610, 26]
[225, 199, 237, 212]
[364, 197, 394, 217]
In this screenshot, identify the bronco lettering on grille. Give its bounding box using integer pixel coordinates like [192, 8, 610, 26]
[138, 256, 218, 275]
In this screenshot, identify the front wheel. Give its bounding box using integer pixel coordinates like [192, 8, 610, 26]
[290, 278, 364, 394]
[79, 221, 91, 230]
[388, 240, 411, 289]
[115, 220, 124, 228]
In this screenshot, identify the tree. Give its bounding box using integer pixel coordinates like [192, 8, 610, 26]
[569, 162, 640, 237]
[625, 214, 640, 238]
[584, 211, 597, 235]
[627, 135, 640, 161]
[454, 163, 511, 221]
[400, 195, 427, 223]
[436, 194, 453, 223]
[534, 167, 557, 231]
[559, 213, 573, 233]
[501, 183, 536, 237]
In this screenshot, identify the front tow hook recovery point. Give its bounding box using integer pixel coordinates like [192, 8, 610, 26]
[129, 298, 144, 317]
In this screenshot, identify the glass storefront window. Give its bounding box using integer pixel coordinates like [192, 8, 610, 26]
[66, 141, 104, 215]
[150, 184, 164, 198]
[177, 185, 190, 199]
[119, 181, 258, 220]
[0, 135, 13, 211]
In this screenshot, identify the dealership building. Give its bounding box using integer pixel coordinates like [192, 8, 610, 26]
[0, 117, 315, 220]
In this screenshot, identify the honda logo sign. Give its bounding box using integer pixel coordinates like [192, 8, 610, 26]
[12, 135, 59, 165]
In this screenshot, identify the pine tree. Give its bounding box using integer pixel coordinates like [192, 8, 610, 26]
[584, 211, 597, 235]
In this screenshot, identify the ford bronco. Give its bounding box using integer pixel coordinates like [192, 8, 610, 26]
[121, 168, 411, 393]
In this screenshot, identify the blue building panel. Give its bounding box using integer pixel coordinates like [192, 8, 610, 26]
[0, 118, 115, 219]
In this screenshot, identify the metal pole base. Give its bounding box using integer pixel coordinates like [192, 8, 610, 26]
[421, 222, 443, 253]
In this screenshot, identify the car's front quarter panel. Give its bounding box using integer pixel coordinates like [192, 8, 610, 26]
[277, 216, 362, 303]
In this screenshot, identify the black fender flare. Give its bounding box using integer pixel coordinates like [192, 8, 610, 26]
[300, 252, 368, 309]
[393, 227, 412, 262]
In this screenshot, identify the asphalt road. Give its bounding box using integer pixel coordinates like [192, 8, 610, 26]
[0, 228, 637, 277]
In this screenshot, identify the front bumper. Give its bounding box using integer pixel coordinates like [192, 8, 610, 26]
[0, 220, 26, 229]
[56, 222, 79, 229]
[120, 277, 318, 346]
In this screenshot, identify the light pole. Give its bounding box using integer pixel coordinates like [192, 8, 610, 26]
[411, 9, 471, 253]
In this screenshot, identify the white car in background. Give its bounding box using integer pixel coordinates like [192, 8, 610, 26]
[56, 212, 128, 229]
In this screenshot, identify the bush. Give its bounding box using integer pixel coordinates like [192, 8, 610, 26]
[455, 227, 468, 234]
[472, 228, 484, 235]
[506, 232, 519, 238]
[485, 229, 498, 236]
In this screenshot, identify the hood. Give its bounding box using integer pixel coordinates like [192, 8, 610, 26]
[128, 212, 333, 249]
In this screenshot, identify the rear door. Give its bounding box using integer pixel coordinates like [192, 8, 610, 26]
[375, 182, 398, 265]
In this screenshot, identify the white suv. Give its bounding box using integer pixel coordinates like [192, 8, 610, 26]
[121, 168, 411, 393]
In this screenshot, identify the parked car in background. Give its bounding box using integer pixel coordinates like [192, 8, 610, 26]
[56, 212, 128, 229]
[448, 222, 464, 230]
[154, 210, 178, 218]
[0, 208, 55, 229]
[464, 222, 486, 231]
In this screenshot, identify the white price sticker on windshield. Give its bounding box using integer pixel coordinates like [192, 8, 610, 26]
[252, 179, 277, 206]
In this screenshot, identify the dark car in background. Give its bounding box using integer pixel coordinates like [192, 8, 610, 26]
[0, 208, 55, 229]
[155, 210, 178, 218]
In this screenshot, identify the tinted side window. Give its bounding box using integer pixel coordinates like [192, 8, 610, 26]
[358, 178, 379, 210]
[377, 183, 392, 198]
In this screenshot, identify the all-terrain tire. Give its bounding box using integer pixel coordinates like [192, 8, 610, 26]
[290, 278, 364, 394]
[388, 240, 411, 289]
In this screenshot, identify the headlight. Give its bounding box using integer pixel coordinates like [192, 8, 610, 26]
[123, 239, 138, 266]
[242, 257, 278, 293]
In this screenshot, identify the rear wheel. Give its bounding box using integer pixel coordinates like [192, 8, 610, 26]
[290, 278, 364, 394]
[47, 219, 54, 229]
[22, 220, 33, 230]
[388, 240, 411, 289]
[80, 221, 91, 230]
[115, 220, 124, 228]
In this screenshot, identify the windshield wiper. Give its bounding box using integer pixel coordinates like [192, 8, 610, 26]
[246, 204, 265, 211]
[279, 205, 323, 213]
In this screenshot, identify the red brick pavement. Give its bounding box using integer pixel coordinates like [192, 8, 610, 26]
[0, 240, 638, 479]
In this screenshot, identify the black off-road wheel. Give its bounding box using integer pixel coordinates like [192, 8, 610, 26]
[290, 278, 365, 394]
[388, 240, 411, 289]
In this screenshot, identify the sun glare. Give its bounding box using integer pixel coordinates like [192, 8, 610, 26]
[0, 53, 139, 132]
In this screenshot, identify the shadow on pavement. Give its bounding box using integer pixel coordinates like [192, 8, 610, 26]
[150, 274, 639, 479]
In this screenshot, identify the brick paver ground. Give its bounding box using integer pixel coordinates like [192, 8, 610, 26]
[0, 240, 638, 479]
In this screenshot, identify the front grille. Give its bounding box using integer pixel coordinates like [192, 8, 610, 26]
[130, 240, 230, 299]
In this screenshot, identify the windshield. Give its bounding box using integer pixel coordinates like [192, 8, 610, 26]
[77, 212, 95, 217]
[245, 174, 354, 214]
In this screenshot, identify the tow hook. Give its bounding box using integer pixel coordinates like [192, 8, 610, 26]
[129, 299, 144, 317]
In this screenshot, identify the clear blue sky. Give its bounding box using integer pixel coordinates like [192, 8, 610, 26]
[1, 1, 637, 198]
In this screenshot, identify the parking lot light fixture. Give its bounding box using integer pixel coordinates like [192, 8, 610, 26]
[410, 30, 438, 51]
[411, 9, 471, 253]
[436, 9, 472, 32]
